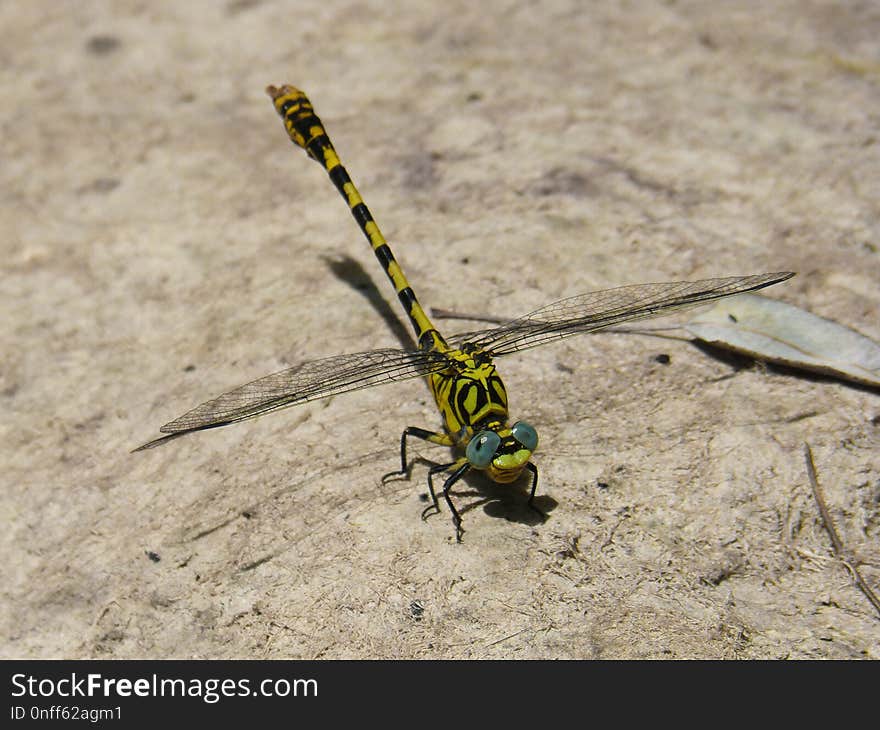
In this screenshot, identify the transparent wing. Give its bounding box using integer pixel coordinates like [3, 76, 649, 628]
[451, 272, 794, 356]
[134, 347, 446, 450]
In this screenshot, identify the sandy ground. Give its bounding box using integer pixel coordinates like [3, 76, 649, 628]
[2, 0, 878, 659]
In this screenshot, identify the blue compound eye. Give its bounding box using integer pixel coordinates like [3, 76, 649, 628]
[511, 421, 538, 451]
[466, 431, 501, 469]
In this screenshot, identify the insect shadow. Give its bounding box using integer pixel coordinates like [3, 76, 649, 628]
[407, 456, 558, 531]
[322, 254, 415, 351]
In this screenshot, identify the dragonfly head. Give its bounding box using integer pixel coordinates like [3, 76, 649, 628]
[466, 421, 538, 484]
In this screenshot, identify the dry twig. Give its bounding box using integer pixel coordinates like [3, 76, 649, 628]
[803, 443, 880, 618]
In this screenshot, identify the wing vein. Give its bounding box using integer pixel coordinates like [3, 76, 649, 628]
[453, 272, 794, 355]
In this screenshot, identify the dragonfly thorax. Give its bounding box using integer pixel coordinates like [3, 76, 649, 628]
[429, 347, 509, 443]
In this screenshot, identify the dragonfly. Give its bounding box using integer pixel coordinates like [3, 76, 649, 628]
[136, 84, 794, 541]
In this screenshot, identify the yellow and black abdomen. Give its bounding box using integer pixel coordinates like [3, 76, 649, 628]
[267, 84, 444, 354]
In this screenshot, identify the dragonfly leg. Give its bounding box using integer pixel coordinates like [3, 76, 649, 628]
[423, 460, 458, 521]
[423, 460, 471, 541]
[382, 426, 454, 483]
[441, 461, 471, 543]
[525, 462, 545, 520]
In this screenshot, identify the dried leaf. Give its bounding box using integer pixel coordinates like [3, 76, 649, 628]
[685, 294, 880, 387]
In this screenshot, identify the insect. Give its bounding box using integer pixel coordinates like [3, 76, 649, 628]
[136, 84, 794, 541]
